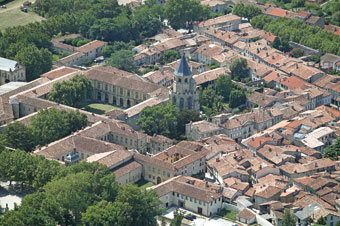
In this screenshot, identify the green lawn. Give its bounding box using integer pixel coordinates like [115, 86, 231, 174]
[81, 103, 123, 115]
[0, 0, 44, 31]
[136, 179, 153, 190]
[217, 208, 239, 221]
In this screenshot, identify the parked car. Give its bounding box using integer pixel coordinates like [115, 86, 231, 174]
[185, 215, 197, 221]
[22, 8, 28, 12]
[1, 5, 6, 8]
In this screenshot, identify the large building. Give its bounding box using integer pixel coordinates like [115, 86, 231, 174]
[85, 66, 168, 109]
[0, 57, 26, 85]
[171, 56, 200, 112]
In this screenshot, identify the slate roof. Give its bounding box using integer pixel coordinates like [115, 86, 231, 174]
[174, 55, 192, 76]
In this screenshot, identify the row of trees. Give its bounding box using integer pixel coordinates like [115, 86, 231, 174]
[0, 159, 162, 226]
[0, 108, 87, 152]
[48, 74, 93, 107]
[251, 15, 340, 56]
[137, 104, 200, 139]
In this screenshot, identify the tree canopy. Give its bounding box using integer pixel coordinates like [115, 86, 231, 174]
[0, 160, 162, 226]
[233, 3, 263, 20]
[0, 108, 88, 152]
[230, 58, 250, 81]
[165, 0, 210, 29]
[106, 49, 136, 72]
[48, 74, 93, 107]
[282, 209, 296, 226]
[324, 138, 340, 160]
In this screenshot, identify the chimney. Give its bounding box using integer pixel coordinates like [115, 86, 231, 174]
[266, 52, 269, 57]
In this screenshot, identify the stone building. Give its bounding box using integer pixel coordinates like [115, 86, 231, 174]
[171, 55, 200, 112]
[0, 57, 26, 85]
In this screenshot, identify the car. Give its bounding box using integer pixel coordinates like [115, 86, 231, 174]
[184, 215, 197, 221]
[232, 223, 238, 226]
[22, 8, 27, 12]
[1, 5, 6, 8]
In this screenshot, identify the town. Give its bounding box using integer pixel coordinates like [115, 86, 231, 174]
[0, 0, 340, 225]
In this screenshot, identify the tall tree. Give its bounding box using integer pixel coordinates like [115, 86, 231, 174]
[230, 58, 249, 81]
[170, 209, 184, 226]
[177, 109, 200, 135]
[215, 74, 233, 101]
[229, 89, 246, 108]
[282, 209, 296, 226]
[107, 49, 135, 72]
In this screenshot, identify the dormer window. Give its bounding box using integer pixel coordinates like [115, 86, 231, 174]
[178, 78, 181, 83]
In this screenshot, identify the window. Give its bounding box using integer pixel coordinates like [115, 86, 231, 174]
[105, 84, 108, 91]
[153, 168, 155, 173]
[135, 92, 138, 98]
[113, 86, 116, 93]
[177, 194, 179, 197]
[190, 198, 192, 202]
[167, 173, 170, 177]
[127, 90, 130, 97]
[120, 88, 123, 95]
[163, 171, 165, 176]
[97, 82, 100, 89]
[158, 169, 160, 174]
[149, 174, 151, 179]
[178, 78, 181, 83]
[148, 167, 151, 171]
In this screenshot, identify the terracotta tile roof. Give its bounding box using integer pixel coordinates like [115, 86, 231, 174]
[197, 14, 241, 28]
[41, 66, 79, 80]
[205, 29, 240, 45]
[88, 149, 133, 168]
[247, 136, 273, 149]
[193, 68, 228, 85]
[33, 134, 124, 160]
[150, 176, 222, 203]
[306, 16, 321, 25]
[280, 76, 308, 89]
[267, 8, 288, 17]
[324, 25, 340, 36]
[113, 161, 142, 178]
[237, 208, 256, 221]
[85, 66, 164, 94]
[255, 186, 282, 199]
[200, 0, 226, 7]
[75, 40, 108, 53]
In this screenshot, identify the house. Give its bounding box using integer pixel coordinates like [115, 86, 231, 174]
[279, 62, 325, 83]
[204, 29, 240, 47]
[320, 54, 340, 71]
[247, 91, 284, 108]
[0, 57, 26, 85]
[313, 74, 340, 107]
[75, 40, 108, 61]
[305, 16, 324, 28]
[254, 185, 283, 208]
[185, 120, 225, 140]
[324, 24, 340, 36]
[149, 175, 223, 216]
[237, 208, 257, 224]
[194, 14, 241, 35]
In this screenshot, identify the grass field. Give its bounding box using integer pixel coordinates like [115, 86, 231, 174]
[217, 208, 239, 221]
[136, 179, 153, 190]
[81, 103, 123, 115]
[0, 0, 44, 31]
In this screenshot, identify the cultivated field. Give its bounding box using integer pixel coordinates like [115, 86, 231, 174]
[0, 0, 44, 31]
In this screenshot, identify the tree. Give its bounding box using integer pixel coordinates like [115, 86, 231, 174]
[170, 209, 184, 226]
[272, 37, 281, 49]
[233, 3, 262, 20]
[107, 49, 135, 72]
[137, 104, 178, 138]
[48, 74, 93, 107]
[161, 50, 180, 64]
[199, 86, 224, 116]
[115, 184, 162, 226]
[28, 108, 88, 147]
[292, 0, 305, 8]
[230, 58, 249, 81]
[291, 48, 304, 58]
[282, 209, 296, 226]
[317, 216, 327, 225]
[177, 109, 200, 135]
[82, 200, 133, 226]
[0, 122, 35, 152]
[165, 0, 210, 30]
[215, 74, 233, 101]
[229, 89, 246, 108]
[14, 45, 52, 81]
[324, 138, 340, 160]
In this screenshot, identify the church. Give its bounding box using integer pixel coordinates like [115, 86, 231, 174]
[171, 55, 200, 112]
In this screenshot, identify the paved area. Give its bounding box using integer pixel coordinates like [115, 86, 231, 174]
[0, 181, 26, 210]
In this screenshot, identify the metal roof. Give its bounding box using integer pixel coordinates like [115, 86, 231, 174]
[174, 55, 192, 77]
[0, 57, 19, 72]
